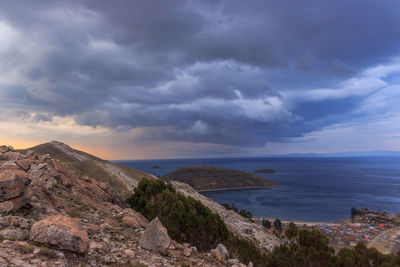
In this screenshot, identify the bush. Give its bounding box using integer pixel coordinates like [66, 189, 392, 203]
[262, 219, 272, 229]
[127, 179, 229, 251]
[273, 218, 282, 233]
[221, 202, 252, 219]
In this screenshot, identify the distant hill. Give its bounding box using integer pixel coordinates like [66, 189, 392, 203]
[19, 141, 156, 198]
[272, 150, 400, 158]
[162, 165, 278, 191]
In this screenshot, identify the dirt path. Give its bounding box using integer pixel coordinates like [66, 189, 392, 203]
[368, 226, 400, 254]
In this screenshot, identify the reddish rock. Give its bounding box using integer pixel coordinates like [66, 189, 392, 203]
[139, 217, 171, 253]
[183, 247, 192, 257]
[0, 194, 30, 215]
[29, 215, 89, 253]
[15, 159, 31, 171]
[0, 146, 9, 153]
[122, 213, 149, 229]
[0, 170, 26, 202]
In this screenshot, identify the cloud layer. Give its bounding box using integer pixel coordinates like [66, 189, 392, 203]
[1, 0, 400, 158]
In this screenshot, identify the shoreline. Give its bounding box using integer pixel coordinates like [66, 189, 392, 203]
[197, 185, 278, 192]
[255, 217, 350, 226]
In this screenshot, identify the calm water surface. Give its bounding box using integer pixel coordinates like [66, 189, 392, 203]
[115, 157, 400, 222]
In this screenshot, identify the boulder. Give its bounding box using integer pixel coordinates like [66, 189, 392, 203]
[139, 217, 171, 253]
[0, 146, 9, 153]
[15, 159, 30, 171]
[29, 215, 89, 253]
[183, 247, 192, 257]
[122, 213, 149, 229]
[0, 170, 26, 201]
[0, 194, 30, 215]
[211, 243, 229, 262]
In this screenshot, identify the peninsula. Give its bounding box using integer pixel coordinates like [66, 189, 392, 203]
[162, 165, 278, 191]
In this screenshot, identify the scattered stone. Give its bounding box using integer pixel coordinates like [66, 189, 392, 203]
[0, 146, 9, 153]
[228, 258, 240, 264]
[0, 229, 27, 241]
[44, 177, 58, 190]
[89, 241, 106, 253]
[139, 217, 171, 253]
[29, 215, 89, 253]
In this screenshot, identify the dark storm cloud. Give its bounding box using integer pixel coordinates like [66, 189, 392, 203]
[0, 0, 399, 148]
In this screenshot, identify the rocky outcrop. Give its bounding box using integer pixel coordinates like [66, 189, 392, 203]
[172, 181, 283, 252]
[139, 217, 171, 253]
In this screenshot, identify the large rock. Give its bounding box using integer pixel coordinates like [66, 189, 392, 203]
[29, 215, 89, 253]
[0, 146, 9, 153]
[15, 159, 30, 171]
[0, 170, 26, 201]
[139, 217, 171, 253]
[211, 243, 229, 261]
[0, 194, 30, 215]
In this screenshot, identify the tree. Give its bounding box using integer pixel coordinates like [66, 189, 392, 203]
[285, 222, 298, 241]
[262, 219, 272, 229]
[239, 209, 252, 219]
[351, 206, 359, 221]
[273, 218, 282, 233]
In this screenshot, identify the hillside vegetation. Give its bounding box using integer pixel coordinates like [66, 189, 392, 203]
[163, 165, 277, 191]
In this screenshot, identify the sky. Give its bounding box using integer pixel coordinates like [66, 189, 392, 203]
[1, 0, 400, 159]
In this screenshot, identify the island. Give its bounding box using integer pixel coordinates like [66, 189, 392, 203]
[254, 168, 276, 174]
[162, 165, 278, 191]
[151, 165, 161, 169]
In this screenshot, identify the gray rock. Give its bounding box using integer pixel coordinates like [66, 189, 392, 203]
[0, 170, 26, 202]
[139, 217, 171, 253]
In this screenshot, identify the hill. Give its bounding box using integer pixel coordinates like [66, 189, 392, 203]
[19, 141, 156, 198]
[162, 165, 278, 191]
[17, 142, 283, 254]
[0, 145, 244, 266]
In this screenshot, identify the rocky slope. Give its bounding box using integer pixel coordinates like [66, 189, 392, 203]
[171, 182, 282, 252]
[19, 141, 156, 198]
[163, 166, 278, 191]
[0, 145, 250, 267]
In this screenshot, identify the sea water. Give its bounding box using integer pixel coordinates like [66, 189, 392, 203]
[115, 157, 400, 222]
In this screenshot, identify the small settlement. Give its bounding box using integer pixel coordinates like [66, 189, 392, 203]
[253, 209, 400, 251]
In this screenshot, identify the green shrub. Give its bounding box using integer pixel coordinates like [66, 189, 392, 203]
[127, 179, 229, 251]
[262, 219, 272, 229]
[226, 234, 269, 266]
[221, 202, 252, 219]
[266, 222, 400, 267]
